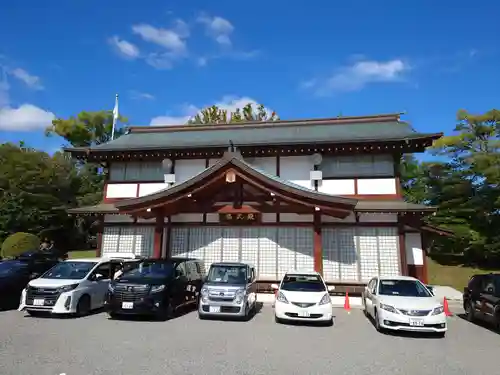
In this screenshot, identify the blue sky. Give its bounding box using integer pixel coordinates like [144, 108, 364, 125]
[0, 0, 498, 156]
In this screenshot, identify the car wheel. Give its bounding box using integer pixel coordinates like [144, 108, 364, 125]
[466, 301, 475, 322]
[362, 295, 369, 317]
[274, 315, 283, 324]
[198, 312, 207, 320]
[108, 312, 118, 320]
[76, 295, 91, 317]
[324, 318, 334, 327]
[374, 309, 384, 333]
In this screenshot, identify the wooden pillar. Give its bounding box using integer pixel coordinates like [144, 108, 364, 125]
[95, 215, 104, 258]
[313, 211, 323, 275]
[164, 216, 172, 259]
[397, 217, 407, 276]
[153, 212, 164, 259]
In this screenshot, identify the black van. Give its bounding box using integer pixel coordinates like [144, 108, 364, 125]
[105, 257, 206, 320]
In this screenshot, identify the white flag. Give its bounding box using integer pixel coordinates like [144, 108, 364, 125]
[111, 94, 119, 140]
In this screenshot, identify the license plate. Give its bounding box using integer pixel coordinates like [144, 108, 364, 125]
[121, 302, 133, 309]
[298, 311, 310, 317]
[209, 306, 221, 313]
[409, 318, 424, 327]
[33, 299, 44, 306]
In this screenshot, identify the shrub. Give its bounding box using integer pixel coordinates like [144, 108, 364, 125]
[0, 232, 40, 258]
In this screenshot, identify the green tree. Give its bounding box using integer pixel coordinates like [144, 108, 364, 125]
[187, 103, 279, 125]
[0, 143, 100, 248]
[45, 110, 128, 147]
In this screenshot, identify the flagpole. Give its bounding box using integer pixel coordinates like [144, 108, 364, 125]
[111, 93, 119, 141]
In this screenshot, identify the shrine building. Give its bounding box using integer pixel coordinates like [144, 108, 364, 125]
[66, 113, 450, 291]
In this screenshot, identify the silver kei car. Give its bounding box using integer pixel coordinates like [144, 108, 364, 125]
[198, 262, 257, 320]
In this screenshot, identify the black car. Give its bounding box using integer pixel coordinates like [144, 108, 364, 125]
[106, 257, 206, 320]
[0, 259, 57, 309]
[463, 273, 500, 331]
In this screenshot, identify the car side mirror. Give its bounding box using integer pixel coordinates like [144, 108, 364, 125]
[30, 272, 40, 279]
[487, 287, 494, 294]
[271, 283, 279, 290]
[327, 286, 335, 292]
[426, 285, 435, 295]
[93, 273, 104, 281]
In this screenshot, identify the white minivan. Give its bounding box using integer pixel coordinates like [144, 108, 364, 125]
[18, 253, 141, 317]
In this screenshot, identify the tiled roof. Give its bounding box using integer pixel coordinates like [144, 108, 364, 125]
[73, 114, 440, 152]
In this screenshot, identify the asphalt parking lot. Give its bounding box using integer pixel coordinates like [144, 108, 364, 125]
[0, 303, 497, 375]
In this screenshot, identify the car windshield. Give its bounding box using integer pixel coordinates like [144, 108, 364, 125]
[41, 261, 97, 280]
[207, 265, 247, 284]
[120, 261, 174, 280]
[281, 274, 326, 292]
[0, 261, 27, 276]
[378, 279, 432, 297]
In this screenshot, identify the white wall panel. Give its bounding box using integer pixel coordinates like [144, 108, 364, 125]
[138, 183, 168, 197]
[321, 213, 356, 223]
[318, 179, 356, 195]
[405, 233, 424, 265]
[249, 157, 277, 175]
[280, 213, 314, 222]
[106, 183, 137, 199]
[321, 155, 394, 178]
[357, 178, 397, 195]
[262, 213, 277, 223]
[171, 214, 204, 222]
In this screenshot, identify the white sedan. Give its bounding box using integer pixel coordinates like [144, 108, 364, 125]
[272, 270, 334, 326]
[362, 276, 447, 336]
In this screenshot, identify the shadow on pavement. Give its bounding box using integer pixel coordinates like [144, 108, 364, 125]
[456, 313, 499, 335]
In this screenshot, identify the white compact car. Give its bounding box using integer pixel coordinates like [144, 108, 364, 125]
[18, 253, 141, 317]
[362, 276, 447, 336]
[272, 270, 334, 326]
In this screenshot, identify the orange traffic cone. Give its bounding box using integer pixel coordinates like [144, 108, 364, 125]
[344, 292, 351, 314]
[443, 297, 452, 317]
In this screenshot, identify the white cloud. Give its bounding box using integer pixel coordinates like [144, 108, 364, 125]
[197, 14, 234, 46]
[129, 90, 155, 100]
[150, 96, 271, 126]
[306, 59, 410, 95]
[109, 36, 140, 59]
[132, 24, 187, 52]
[0, 104, 55, 131]
[10, 68, 44, 90]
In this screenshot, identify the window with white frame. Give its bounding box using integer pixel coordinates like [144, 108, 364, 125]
[101, 226, 154, 257]
[109, 162, 164, 181]
[321, 155, 394, 178]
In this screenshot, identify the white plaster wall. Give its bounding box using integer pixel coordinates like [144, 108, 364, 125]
[280, 213, 314, 222]
[321, 213, 356, 223]
[104, 214, 133, 223]
[171, 213, 204, 223]
[279, 156, 314, 189]
[262, 213, 277, 223]
[206, 213, 219, 223]
[138, 183, 169, 197]
[357, 178, 397, 195]
[208, 158, 219, 167]
[405, 233, 424, 265]
[174, 159, 206, 184]
[318, 179, 355, 195]
[106, 183, 137, 199]
[358, 213, 398, 223]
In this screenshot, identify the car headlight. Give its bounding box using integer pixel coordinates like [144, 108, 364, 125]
[151, 285, 165, 293]
[380, 303, 398, 314]
[234, 289, 245, 303]
[59, 284, 79, 293]
[318, 293, 331, 305]
[108, 284, 115, 292]
[276, 291, 289, 304]
[201, 287, 208, 296]
[432, 305, 444, 315]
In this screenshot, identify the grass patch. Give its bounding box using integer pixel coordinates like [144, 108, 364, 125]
[68, 249, 97, 259]
[427, 257, 499, 290]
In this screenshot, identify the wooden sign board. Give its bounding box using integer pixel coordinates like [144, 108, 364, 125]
[219, 212, 260, 224]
